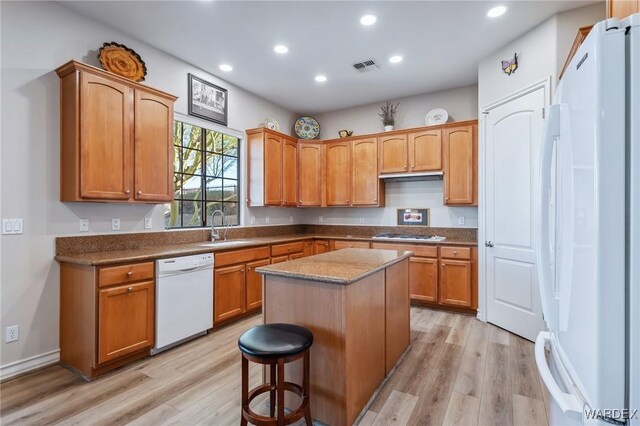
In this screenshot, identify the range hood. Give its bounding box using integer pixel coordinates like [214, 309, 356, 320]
[378, 171, 443, 182]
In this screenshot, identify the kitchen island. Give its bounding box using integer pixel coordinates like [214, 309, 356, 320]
[256, 248, 412, 426]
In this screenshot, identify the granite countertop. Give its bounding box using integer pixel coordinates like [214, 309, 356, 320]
[255, 248, 413, 285]
[55, 233, 477, 266]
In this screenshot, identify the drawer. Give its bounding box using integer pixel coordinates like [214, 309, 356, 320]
[370, 243, 437, 258]
[215, 246, 270, 267]
[98, 262, 154, 287]
[333, 240, 370, 250]
[271, 241, 306, 256]
[440, 246, 471, 260]
[271, 255, 289, 264]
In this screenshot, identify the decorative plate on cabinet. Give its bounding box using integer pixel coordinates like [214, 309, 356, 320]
[97, 42, 147, 82]
[264, 118, 280, 131]
[294, 116, 320, 139]
[425, 108, 448, 126]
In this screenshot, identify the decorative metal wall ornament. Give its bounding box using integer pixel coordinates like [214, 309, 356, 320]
[501, 53, 518, 76]
[97, 42, 147, 82]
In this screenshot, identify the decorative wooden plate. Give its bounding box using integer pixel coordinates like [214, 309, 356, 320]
[98, 42, 147, 82]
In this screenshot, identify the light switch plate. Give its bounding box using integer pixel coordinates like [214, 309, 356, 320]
[458, 216, 465, 225]
[112, 218, 121, 231]
[2, 219, 23, 235]
[144, 217, 152, 229]
[79, 219, 89, 232]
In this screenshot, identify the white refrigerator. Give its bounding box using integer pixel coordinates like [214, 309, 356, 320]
[535, 13, 639, 426]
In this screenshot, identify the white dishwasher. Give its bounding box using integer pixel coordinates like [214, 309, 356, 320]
[152, 253, 214, 355]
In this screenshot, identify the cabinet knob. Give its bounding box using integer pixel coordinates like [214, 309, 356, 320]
[453, 251, 457, 255]
[346, 200, 350, 203]
[445, 197, 449, 201]
[299, 200, 302, 203]
[127, 286, 133, 292]
[125, 190, 131, 194]
[404, 166, 408, 170]
[127, 271, 133, 276]
[442, 264, 446, 268]
[137, 190, 142, 195]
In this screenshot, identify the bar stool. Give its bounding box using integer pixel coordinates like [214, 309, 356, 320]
[238, 323, 313, 426]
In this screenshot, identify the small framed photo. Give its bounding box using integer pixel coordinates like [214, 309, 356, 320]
[397, 208, 429, 226]
[188, 74, 228, 126]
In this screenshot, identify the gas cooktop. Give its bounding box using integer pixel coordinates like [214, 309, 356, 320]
[372, 233, 446, 242]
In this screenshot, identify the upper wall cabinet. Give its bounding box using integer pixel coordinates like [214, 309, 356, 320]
[326, 140, 352, 206]
[379, 134, 409, 174]
[246, 128, 298, 207]
[56, 61, 177, 203]
[352, 137, 384, 206]
[297, 142, 324, 207]
[443, 125, 477, 205]
[607, 0, 639, 19]
[379, 129, 443, 174]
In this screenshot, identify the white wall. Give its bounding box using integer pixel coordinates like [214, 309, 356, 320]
[313, 84, 478, 140]
[556, 3, 606, 77]
[0, 0, 304, 370]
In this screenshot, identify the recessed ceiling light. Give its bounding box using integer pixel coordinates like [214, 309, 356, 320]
[389, 55, 403, 64]
[314, 75, 327, 83]
[274, 45, 289, 54]
[487, 5, 507, 18]
[360, 14, 377, 26]
[219, 64, 233, 72]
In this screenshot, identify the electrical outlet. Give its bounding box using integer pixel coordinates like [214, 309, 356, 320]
[265, 216, 270, 224]
[112, 218, 121, 231]
[289, 215, 294, 224]
[359, 216, 364, 224]
[144, 217, 152, 229]
[5, 325, 19, 343]
[250, 216, 256, 225]
[79, 219, 89, 232]
[319, 215, 324, 223]
[458, 216, 465, 226]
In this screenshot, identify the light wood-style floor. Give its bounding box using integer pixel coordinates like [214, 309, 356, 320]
[1, 307, 549, 426]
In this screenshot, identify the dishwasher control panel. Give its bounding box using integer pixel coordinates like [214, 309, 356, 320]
[156, 253, 214, 276]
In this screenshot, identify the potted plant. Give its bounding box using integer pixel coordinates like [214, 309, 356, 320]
[379, 100, 399, 132]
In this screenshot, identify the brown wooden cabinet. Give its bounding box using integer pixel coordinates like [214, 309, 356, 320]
[326, 140, 352, 206]
[214, 246, 271, 323]
[439, 259, 472, 307]
[60, 260, 156, 379]
[297, 142, 324, 207]
[409, 257, 438, 303]
[352, 138, 384, 206]
[246, 128, 297, 207]
[314, 240, 330, 254]
[332, 240, 371, 250]
[271, 241, 306, 261]
[379, 134, 409, 173]
[607, 0, 639, 19]
[443, 125, 477, 205]
[303, 240, 315, 257]
[409, 129, 442, 172]
[56, 61, 176, 203]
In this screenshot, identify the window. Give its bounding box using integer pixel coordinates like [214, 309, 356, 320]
[165, 120, 240, 228]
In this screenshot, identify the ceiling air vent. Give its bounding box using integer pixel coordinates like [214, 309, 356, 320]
[352, 59, 379, 73]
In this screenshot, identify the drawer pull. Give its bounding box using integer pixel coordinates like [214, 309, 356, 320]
[127, 271, 133, 276]
[127, 286, 133, 292]
[453, 251, 457, 255]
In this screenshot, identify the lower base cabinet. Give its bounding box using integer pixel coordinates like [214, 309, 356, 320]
[246, 259, 270, 311]
[439, 259, 472, 307]
[409, 257, 438, 303]
[214, 264, 246, 323]
[60, 261, 156, 380]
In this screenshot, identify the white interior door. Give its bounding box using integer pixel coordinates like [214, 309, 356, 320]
[484, 84, 547, 341]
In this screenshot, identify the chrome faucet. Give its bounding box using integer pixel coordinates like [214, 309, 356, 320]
[210, 209, 227, 241]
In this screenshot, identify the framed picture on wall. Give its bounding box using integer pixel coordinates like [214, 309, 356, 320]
[188, 73, 228, 126]
[397, 208, 429, 226]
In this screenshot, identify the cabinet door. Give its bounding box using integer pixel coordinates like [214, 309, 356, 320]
[214, 264, 246, 323]
[282, 138, 298, 206]
[98, 281, 154, 364]
[607, 0, 639, 19]
[264, 134, 283, 205]
[298, 143, 323, 206]
[409, 257, 438, 302]
[290, 252, 305, 260]
[379, 134, 408, 174]
[352, 138, 381, 206]
[79, 72, 132, 200]
[443, 126, 476, 205]
[326, 141, 352, 206]
[409, 129, 442, 172]
[246, 259, 270, 312]
[439, 259, 472, 307]
[134, 90, 174, 202]
[271, 255, 289, 264]
[314, 240, 330, 254]
[333, 240, 370, 250]
[303, 240, 315, 257]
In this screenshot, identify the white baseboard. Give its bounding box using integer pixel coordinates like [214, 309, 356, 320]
[0, 349, 60, 381]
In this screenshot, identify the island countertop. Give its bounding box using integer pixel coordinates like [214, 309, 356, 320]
[255, 248, 412, 285]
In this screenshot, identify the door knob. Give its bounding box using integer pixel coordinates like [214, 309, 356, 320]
[485, 241, 494, 247]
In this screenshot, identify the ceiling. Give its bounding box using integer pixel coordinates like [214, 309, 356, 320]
[61, 1, 596, 114]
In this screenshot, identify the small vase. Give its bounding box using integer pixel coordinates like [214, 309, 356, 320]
[384, 125, 394, 132]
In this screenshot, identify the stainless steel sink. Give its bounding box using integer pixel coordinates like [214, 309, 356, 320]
[199, 240, 253, 247]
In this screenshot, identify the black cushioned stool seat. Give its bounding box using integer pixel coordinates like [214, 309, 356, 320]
[238, 323, 313, 426]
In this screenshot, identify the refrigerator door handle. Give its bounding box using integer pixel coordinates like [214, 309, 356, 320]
[536, 104, 561, 327]
[535, 331, 584, 415]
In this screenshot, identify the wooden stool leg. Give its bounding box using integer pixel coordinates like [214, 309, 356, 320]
[277, 358, 285, 426]
[269, 362, 276, 418]
[241, 354, 248, 426]
[303, 351, 312, 426]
